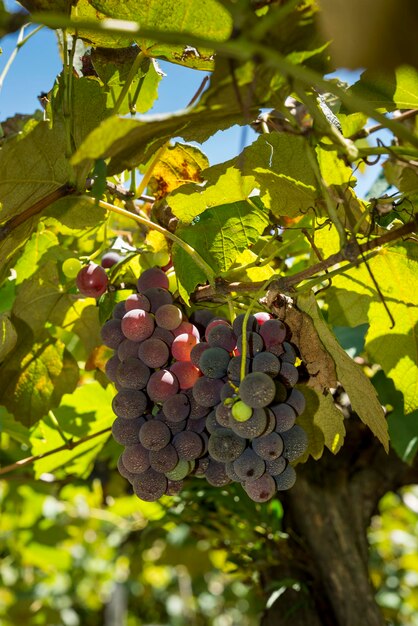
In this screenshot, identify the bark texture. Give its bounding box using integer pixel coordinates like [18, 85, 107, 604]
[260, 420, 417, 626]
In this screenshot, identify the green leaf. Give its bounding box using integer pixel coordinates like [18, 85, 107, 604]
[0, 117, 71, 280]
[169, 134, 319, 223]
[297, 387, 346, 461]
[71, 58, 277, 175]
[372, 370, 418, 463]
[297, 291, 389, 451]
[71, 105, 249, 175]
[0, 326, 79, 427]
[13, 229, 58, 284]
[91, 49, 163, 114]
[0, 313, 17, 361]
[69, 76, 110, 151]
[71, 0, 134, 48]
[324, 243, 418, 415]
[0, 120, 70, 225]
[348, 66, 418, 112]
[0, 278, 15, 314]
[13, 257, 76, 334]
[172, 198, 268, 303]
[168, 164, 256, 223]
[0, 405, 30, 445]
[30, 382, 114, 478]
[88, 0, 233, 70]
[383, 159, 418, 196]
[171, 244, 207, 305]
[316, 145, 353, 187]
[228, 249, 275, 283]
[62, 302, 102, 356]
[175, 198, 269, 274]
[43, 195, 107, 233]
[247, 134, 318, 218]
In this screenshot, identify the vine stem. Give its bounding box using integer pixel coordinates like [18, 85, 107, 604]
[358, 145, 418, 160]
[239, 277, 273, 381]
[349, 109, 418, 141]
[193, 216, 417, 302]
[90, 197, 215, 284]
[0, 427, 112, 477]
[112, 50, 146, 115]
[0, 24, 43, 92]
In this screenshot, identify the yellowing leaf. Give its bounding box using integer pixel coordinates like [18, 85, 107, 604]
[298, 291, 389, 451]
[147, 142, 209, 200]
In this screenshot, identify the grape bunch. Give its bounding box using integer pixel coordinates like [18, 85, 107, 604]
[100, 266, 308, 503]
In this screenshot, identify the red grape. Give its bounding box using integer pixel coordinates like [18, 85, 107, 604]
[137, 266, 169, 292]
[76, 263, 108, 298]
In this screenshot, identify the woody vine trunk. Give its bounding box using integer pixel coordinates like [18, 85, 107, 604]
[261, 421, 417, 626]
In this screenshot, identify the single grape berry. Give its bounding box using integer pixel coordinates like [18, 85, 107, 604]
[244, 473, 276, 503]
[121, 309, 154, 342]
[239, 372, 276, 409]
[125, 293, 151, 312]
[170, 361, 201, 390]
[101, 319, 124, 349]
[101, 251, 122, 268]
[76, 263, 108, 298]
[62, 257, 82, 278]
[231, 400, 253, 422]
[137, 266, 169, 292]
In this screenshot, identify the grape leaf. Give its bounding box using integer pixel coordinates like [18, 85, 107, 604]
[30, 382, 114, 479]
[0, 120, 70, 225]
[91, 49, 163, 115]
[372, 370, 418, 463]
[43, 195, 106, 233]
[12, 256, 78, 334]
[316, 145, 353, 187]
[171, 245, 207, 306]
[0, 406, 30, 445]
[324, 243, 418, 415]
[297, 387, 346, 462]
[175, 198, 269, 273]
[13, 230, 58, 285]
[348, 66, 418, 111]
[0, 117, 72, 280]
[88, 0, 232, 70]
[71, 0, 134, 48]
[168, 164, 256, 223]
[168, 134, 319, 223]
[147, 142, 209, 200]
[71, 104, 254, 175]
[172, 198, 268, 303]
[0, 326, 79, 427]
[0, 313, 17, 361]
[297, 291, 389, 451]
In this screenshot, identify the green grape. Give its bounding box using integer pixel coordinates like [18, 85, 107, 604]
[62, 257, 82, 278]
[231, 400, 253, 422]
[152, 250, 171, 267]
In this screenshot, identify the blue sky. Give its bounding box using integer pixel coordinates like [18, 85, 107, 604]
[0, 10, 256, 166]
[0, 2, 379, 196]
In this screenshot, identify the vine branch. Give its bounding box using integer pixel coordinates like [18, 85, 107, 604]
[349, 109, 418, 141]
[92, 197, 215, 284]
[193, 216, 417, 302]
[0, 184, 74, 242]
[0, 427, 112, 477]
